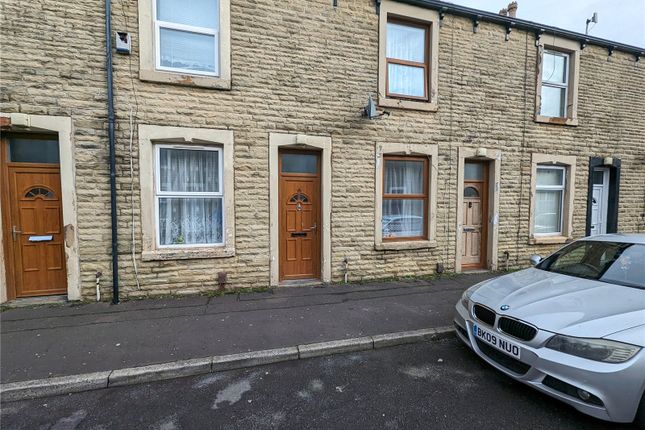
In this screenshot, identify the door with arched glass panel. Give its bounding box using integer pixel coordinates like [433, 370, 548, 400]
[278, 151, 321, 281]
[462, 161, 488, 269]
[1, 134, 67, 298]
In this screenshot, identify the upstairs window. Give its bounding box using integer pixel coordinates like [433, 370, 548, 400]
[534, 36, 580, 126]
[386, 20, 429, 100]
[139, 0, 230, 88]
[540, 50, 569, 118]
[378, 1, 439, 112]
[154, 0, 220, 76]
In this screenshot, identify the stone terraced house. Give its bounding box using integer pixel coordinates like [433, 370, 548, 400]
[1, 0, 644, 303]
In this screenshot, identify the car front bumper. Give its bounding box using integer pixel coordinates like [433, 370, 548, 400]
[454, 300, 645, 423]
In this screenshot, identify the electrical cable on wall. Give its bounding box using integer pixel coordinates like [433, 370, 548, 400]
[514, 31, 530, 265]
[444, 14, 455, 268]
[129, 107, 141, 290]
[121, 0, 141, 290]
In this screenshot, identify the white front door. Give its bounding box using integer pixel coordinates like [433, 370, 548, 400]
[590, 168, 609, 235]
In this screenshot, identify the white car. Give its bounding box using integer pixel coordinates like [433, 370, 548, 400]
[454, 234, 645, 425]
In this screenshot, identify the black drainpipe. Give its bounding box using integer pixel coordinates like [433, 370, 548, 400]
[105, 0, 119, 304]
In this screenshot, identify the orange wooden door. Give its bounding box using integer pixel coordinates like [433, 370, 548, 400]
[4, 164, 67, 297]
[279, 151, 321, 281]
[462, 177, 488, 269]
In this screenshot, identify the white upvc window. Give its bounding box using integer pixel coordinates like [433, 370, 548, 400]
[154, 0, 220, 76]
[154, 144, 224, 248]
[540, 50, 569, 118]
[534, 166, 566, 235]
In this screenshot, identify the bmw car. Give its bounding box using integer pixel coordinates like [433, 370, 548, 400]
[454, 234, 645, 425]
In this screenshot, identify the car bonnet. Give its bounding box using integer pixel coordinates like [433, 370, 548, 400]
[470, 268, 645, 338]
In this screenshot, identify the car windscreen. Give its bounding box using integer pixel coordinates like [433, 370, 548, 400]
[536, 241, 645, 288]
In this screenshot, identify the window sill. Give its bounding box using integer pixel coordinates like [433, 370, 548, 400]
[139, 69, 231, 90]
[378, 96, 437, 112]
[142, 246, 235, 261]
[529, 235, 572, 245]
[375, 240, 437, 251]
[534, 115, 578, 126]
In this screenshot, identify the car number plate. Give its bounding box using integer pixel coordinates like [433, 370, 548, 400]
[472, 323, 521, 359]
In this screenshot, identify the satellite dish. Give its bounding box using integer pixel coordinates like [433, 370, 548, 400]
[364, 95, 378, 119]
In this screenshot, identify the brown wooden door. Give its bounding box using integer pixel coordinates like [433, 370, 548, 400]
[2, 138, 67, 297]
[462, 162, 488, 270]
[279, 151, 321, 281]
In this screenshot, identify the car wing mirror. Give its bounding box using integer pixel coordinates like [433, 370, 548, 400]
[529, 255, 542, 266]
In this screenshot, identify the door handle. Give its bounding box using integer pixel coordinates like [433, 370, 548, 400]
[12, 225, 22, 241]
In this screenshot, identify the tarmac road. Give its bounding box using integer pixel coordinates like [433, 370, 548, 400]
[0, 337, 628, 430]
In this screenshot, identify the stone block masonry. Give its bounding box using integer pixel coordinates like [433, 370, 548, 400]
[1, 0, 643, 301]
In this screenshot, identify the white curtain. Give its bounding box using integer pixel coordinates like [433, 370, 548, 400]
[159, 198, 222, 245]
[386, 23, 426, 97]
[388, 64, 425, 97]
[383, 160, 424, 238]
[535, 190, 562, 234]
[158, 148, 222, 245]
[386, 23, 425, 62]
[160, 148, 218, 192]
[385, 160, 423, 194]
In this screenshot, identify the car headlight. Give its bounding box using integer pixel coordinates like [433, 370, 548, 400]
[460, 280, 491, 309]
[545, 335, 641, 363]
[460, 289, 474, 309]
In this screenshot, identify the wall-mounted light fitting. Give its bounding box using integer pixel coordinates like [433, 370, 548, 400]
[505, 23, 514, 41]
[473, 15, 480, 33]
[534, 29, 544, 47]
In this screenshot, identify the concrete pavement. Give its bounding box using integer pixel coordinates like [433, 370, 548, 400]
[0, 272, 496, 400]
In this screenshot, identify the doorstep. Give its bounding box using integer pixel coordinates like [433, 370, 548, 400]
[279, 279, 325, 287]
[2, 295, 67, 309]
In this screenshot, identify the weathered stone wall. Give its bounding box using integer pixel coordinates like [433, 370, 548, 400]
[1, 0, 643, 300]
